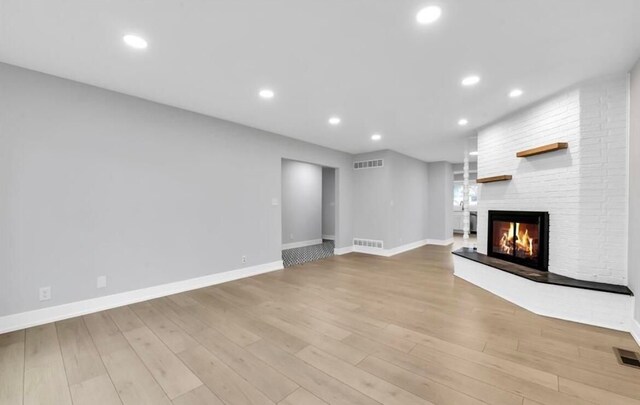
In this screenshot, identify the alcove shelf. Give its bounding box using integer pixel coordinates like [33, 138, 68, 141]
[476, 175, 512, 184]
[516, 142, 568, 158]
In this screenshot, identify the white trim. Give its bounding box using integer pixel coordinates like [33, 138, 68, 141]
[322, 235, 336, 240]
[426, 238, 454, 246]
[453, 256, 633, 332]
[353, 245, 389, 256]
[631, 312, 640, 348]
[339, 239, 453, 257]
[334, 245, 354, 255]
[282, 239, 323, 250]
[353, 239, 432, 257]
[0, 260, 283, 335]
[386, 239, 430, 256]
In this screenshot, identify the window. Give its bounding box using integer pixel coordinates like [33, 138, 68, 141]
[453, 182, 477, 209]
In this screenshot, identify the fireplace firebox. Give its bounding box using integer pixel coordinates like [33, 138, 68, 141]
[487, 210, 549, 271]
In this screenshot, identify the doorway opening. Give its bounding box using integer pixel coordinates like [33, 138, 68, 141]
[281, 159, 337, 267]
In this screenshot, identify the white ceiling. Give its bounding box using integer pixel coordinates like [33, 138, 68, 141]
[1, 0, 639, 163]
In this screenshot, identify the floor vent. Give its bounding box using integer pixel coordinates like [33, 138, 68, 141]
[613, 347, 640, 369]
[353, 238, 384, 249]
[353, 159, 383, 170]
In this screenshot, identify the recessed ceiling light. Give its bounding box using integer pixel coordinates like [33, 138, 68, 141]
[469, 151, 479, 156]
[416, 6, 442, 24]
[259, 89, 275, 99]
[328, 117, 341, 125]
[123, 34, 148, 49]
[371, 134, 382, 141]
[458, 118, 468, 126]
[509, 88, 524, 98]
[461, 75, 480, 86]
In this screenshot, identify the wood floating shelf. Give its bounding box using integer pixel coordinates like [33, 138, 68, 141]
[517, 142, 568, 158]
[476, 175, 512, 184]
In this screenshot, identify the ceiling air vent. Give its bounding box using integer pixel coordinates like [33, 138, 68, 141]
[353, 238, 384, 249]
[353, 159, 384, 170]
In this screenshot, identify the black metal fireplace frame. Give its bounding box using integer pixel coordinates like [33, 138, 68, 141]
[487, 210, 549, 271]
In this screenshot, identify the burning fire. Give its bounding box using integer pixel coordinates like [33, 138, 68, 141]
[499, 222, 535, 256]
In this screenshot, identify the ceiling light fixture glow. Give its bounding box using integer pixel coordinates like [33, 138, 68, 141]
[259, 89, 275, 99]
[123, 34, 148, 49]
[371, 134, 382, 141]
[461, 75, 480, 86]
[469, 151, 479, 156]
[458, 118, 468, 126]
[509, 88, 524, 98]
[328, 116, 341, 125]
[416, 6, 442, 24]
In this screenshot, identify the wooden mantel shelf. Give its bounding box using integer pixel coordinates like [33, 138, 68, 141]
[476, 175, 512, 184]
[517, 142, 568, 158]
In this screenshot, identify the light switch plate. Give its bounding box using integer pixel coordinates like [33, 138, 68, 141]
[97, 276, 107, 289]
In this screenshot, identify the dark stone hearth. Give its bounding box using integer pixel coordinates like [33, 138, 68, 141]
[452, 248, 633, 296]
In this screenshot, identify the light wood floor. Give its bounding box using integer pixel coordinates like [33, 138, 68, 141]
[1, 244, 639, 405]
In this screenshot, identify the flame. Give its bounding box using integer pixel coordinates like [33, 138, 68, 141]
[498, 222, 535, 257]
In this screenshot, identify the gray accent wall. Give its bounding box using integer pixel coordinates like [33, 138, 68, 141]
[630, 59, 640, 323]
[427, 162, 454, 241]
[452, 162, 477, 182]
[387, 151, 430, 249]
[0, 63, 355, 316]
[281, 160, 322, 245]
[353, 150, 394, 244]
[352, 150, 429, 249]
[0, 62, 456, 319]
[322, 167, 336, 238]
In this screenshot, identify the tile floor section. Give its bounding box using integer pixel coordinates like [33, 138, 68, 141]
[282, 239, 335, 267]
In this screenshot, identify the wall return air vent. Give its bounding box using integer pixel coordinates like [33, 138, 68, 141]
[353, 238, 384, 249]
[353, 159, 384, 170]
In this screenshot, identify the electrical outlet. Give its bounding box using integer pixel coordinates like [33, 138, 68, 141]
[97, 276, 107, 289]
[241, 256, 247, 264]
[39, 286, 51, 301]
[290, 233, 294, 240]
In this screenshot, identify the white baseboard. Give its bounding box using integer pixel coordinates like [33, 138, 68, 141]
[338, 238, 452, 257]
[334, 245, 354, 255]
[282, 239, 323, 250]
[0, 260, 283, 335]
[385, 239, 431, 256]
[453, 256, 633, 332]
[631, 315, 640, 348]
[426, 238, 454, 246]
[322, 234, 335, 240]
[352, 239, 429, 257]
[352, 245, 390, 256]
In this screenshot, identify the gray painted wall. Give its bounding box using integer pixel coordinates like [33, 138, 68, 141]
[427, 162, 454, 241]
[630, 59, 640, 323]
[452, 162, 478, 182]
[0, 63, 355, 316]
[387, 151, 430, 249]
[322, 167, 336, 238]
[281, 160, 322, 245]
[0, 62, 458, 319]
[352, 150, 429, 249]
[353, 150, 393, 244]
[453, 173, 477, 181]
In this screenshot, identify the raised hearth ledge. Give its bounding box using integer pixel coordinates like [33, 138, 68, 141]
[453, 248, 632, 295]
[452, 248, 634, 332]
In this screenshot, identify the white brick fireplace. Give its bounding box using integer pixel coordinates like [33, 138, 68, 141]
[454, 74, 633, 332]
[477, 75, 629, 285]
